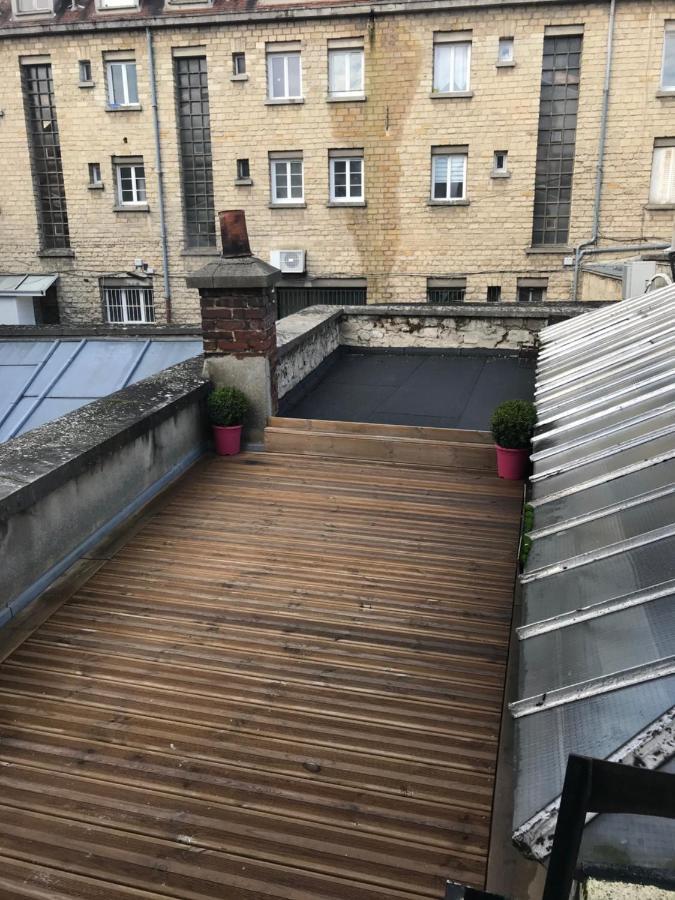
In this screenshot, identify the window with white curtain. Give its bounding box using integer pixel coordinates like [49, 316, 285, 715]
[650, 141, 675, 204]
[328, 48, 364, 96]
[270, 156, 304, 203]
[433, 39, 471, 93]
[431, 151, 467, 200]
[267, 51, 302, 100]
[662, 28, 675, 90]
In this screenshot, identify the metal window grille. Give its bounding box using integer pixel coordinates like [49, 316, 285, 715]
[175, 56, 216, 248]
[22, 63, 70, 250]
[104, 286, 155, 324]
[427, 286, 466, 304]
[532, 35, 582, 246]
[276, 286, 366, 319]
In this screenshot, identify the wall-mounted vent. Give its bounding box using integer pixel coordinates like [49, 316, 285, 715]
[271, 250, 306, 274]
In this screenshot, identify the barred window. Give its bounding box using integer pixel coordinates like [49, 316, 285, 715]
[174, 55, 216, 248]
[22, 62, 70, 250]
[103, 284, 155, 323]
[427, 278, 466, 304]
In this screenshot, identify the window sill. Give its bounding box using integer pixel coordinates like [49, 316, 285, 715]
[105, 104, 142, 112]
[38, 248, 74, 258]
[269, 202, 307, 208]
[78, 80, 95, 89]
[265, 98, 304, 106]
[525, 245, 573, 255]
[429, 90, 474, 99]
[644, 203, 675, 210]
[327, 201, 366, 207]
[427, 199, 470, 206]
[656, 89, 675, 98]
[234, 178, 253, 186]
[495, 60, 516, 68]
[181, 247, 220, 257]
[113, 204, 150, 212]
[230, 73, 249, 82]
[326, 94, 367, 103]
[491, 171, 510, 179]
[88, 183, 105, 190]
[12, 8, 54, 15]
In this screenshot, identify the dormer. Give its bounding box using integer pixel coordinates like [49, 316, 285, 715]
[95, 0, 140, 11]
[12, 0, 54, 17]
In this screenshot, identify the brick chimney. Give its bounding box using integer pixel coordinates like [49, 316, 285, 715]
[186, 210, 281, 444]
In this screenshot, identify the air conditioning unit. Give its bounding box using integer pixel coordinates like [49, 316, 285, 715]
[270, 250, 306, 274]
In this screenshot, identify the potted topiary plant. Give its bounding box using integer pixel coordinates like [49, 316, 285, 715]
[207, 386, 250, 456]
[491, 399, 537, 480]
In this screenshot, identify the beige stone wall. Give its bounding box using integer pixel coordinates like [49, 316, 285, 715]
[0, 0, 673, 324]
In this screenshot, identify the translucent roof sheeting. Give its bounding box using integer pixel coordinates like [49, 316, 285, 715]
[512, 283, 675, 870]
[0, 338, 202, 442]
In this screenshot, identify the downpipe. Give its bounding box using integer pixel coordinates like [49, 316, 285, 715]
[147, 27, 173, 323]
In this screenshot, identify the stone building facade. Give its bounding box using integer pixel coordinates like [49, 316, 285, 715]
[0, 0, 673, 324]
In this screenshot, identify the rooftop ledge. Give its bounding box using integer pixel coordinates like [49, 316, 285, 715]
[300, 301, 605, 319]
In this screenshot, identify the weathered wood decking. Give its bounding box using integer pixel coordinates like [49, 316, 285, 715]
[0, 449, 522, 899]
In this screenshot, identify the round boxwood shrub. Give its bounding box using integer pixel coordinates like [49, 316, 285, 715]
[207, 386, 250, 428]
[491, 399, 537, 449]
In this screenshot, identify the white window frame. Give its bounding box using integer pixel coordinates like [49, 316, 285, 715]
[498, 36, 515, 63]
[649, 141, 675, 205]
[12, 0, 53, 16]
[103, 285, 155, 324]
[431, 152, 468, 201]
[115, 162, 147, 206]
[97, 0, 140, 10]
[433, 39, 471, 93]
[266, 51, 303, 101]
[661, 26, 675, 91]
[88, 163, 102, 186]
[328, 48, 364, 97]
[106, 60, 139, 108]
[493, 150, 508, 174]
[329, 155, 365, 203]
[270, 157, 304, 204]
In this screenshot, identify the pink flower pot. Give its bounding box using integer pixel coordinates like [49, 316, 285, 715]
[212, 424, 243, 456]
[495, 444, 530, 480]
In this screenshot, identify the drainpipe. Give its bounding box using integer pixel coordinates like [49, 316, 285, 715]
[146, 27, 172, 323]
[571, 0, 616, 302]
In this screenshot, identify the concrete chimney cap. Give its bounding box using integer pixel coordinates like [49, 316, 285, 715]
[186, 255, 281, 290]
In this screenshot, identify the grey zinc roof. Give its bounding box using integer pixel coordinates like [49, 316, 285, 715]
[0, 337, 202, 443]
[512, 282, 675, 875]
[0, 273, 59, 296]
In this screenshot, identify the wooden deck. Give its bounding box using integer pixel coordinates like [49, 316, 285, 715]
[0, 449, 523, 899]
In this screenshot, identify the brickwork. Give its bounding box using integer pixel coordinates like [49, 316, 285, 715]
[0, 1, 673, 323]
[200, 288, 277, 357]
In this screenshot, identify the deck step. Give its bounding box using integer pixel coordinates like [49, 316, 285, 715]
[265, 418, 496, 472]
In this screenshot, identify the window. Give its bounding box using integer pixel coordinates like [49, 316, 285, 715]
[328, 48, 364, 96]
[662, 28, 675, 90]
[103, 284, 155, 324]
[267, 50, 302, 100]
[14, 0, 52, 15]
[427, 278, 466, 304]
[431, 148, 467, 201]
[233, 52, 246, 76]
[106, 59, 138, 107]
[22, 62, 70, 250]
[277, 281, 367, 318]
[493, 150, 508, 174]
[115, 161, 147, 206]
[97, 0, 139, 9]
[531, 34, 582, 245]
[270, 156, 304, 204]
[517, 279, 547, 303]
[88, 163, 102, 186]
[487, 285, 502, 302]
[498, 37, 514, 63]
[79, 59, 92, 83]
[433, 37, 471, 93]
[649, 140, 675, 204]
[329, 152, 364, 203]
[237, 158, 251, 180]
[174, 55, 216, 248]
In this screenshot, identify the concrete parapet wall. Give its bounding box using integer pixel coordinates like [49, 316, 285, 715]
[277, 308, 341, 399]
[0, 358, 208, 623]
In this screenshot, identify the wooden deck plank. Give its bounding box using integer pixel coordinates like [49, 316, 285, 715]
[0, 449, 522, 898]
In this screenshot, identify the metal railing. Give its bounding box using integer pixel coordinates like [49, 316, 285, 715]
[276, 286, 366, 318]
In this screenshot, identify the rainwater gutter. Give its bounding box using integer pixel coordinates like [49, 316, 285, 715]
[146, 27, 172, 323]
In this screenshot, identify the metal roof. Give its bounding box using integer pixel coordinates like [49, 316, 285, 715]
[512, 283, 675, 874]
[0, 273, 59, 296]
[0, 337, 202, 443]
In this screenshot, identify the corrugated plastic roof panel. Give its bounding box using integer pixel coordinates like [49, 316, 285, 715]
[512, 282, 675, 868]
[0, 337, 202, 443]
